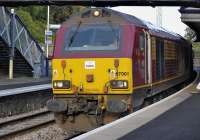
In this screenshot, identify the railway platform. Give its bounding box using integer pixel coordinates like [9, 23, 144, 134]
[73, 72, 200, 140]
[0, 76, 52, 118]
[0, 77, 51, 90]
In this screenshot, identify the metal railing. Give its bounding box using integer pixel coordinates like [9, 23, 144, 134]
[0, 7, 48, 77]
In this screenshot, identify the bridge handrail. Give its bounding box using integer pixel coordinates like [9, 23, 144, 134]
[14, 12, 44, 54]
[0, 7, 48, 77]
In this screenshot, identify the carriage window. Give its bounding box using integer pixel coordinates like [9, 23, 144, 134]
[139, 32, 145, 51]
[64, 24, 120, 51]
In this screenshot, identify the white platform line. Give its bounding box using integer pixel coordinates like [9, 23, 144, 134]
[0, 84, 52, 97]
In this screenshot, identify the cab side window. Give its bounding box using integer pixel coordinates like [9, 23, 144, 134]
[138, 31, 145, 79]
[139, 32, 145, 52]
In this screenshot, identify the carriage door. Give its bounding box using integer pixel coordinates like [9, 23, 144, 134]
[138, 30, 148, 84]
[144, 31, 148, 84]
[156, 39, 164, 80]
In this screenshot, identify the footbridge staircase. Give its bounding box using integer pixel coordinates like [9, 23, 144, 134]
[0, 7, 48, 78]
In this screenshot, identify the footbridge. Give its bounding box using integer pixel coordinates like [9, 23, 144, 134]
[0, 7, 48, 77]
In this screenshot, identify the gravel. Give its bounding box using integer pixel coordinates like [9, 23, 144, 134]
[7, 124, 69, 140]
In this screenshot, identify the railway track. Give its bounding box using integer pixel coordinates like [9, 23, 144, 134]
[0, 109, 55, 138]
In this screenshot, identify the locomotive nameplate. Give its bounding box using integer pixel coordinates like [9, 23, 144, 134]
[85, 61, 95, 69]
[117, 72, 129, 77]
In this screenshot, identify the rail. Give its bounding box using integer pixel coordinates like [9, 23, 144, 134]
[0, 109, 54, 138]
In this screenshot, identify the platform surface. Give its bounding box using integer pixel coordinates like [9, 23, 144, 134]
[73, 73, 200, 140]
[120, 88, 200, 140]
[0, 77, 51, 90]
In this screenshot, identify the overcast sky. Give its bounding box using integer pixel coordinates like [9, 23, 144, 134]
[111, 6, 188, 36]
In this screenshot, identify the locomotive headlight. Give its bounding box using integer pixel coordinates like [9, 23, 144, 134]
[110, 80, 128, 89]
[53, 80, 71, 89]
[93, 10, 100, 17]
[57, 82, 63, 88]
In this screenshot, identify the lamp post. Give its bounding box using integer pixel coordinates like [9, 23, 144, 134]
[46, 6, 50, 58]
[9, 9, 15, 79]
[156, 7, 162, 27]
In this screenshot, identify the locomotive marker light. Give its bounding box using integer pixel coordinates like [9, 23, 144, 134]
[61, 60, 66, 69]
[114, 59, 119, 68]
[53, 82, 57, 87]
[61, 60, 66, 79]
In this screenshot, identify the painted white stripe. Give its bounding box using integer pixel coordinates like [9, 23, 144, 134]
[0, 84, 51, 97]
[72, 73, 199, 140]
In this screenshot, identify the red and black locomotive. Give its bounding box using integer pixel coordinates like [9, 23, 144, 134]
[48, 8, 193, 131]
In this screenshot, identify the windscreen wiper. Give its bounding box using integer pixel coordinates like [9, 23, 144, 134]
[68, 21, 82, 47]
[107, 20, 119, 48]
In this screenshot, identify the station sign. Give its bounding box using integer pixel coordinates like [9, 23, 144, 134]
[45, 30, 53, 45]
[49, 24, 61, 30]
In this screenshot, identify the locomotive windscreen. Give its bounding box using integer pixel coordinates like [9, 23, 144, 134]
[64, 24, 120, 51]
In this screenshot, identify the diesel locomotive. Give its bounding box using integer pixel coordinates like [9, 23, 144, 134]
[47, 8, 193, 131]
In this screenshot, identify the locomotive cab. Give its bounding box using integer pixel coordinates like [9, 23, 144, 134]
[52, 8, 133, 95]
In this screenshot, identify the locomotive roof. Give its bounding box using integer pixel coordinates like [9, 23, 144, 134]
[108, 8, 184, 41]
[68, 8, 186, 42]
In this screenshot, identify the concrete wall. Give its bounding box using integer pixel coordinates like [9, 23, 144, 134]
[0, 89, 52, 117]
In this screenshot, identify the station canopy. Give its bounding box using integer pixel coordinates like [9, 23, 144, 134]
[180, 7, 200, 41]
[0, 0, 199, 6]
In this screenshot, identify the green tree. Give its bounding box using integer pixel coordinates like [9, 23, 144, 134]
[50, 6, 73, 24]
[14, 6, 84, 44]
[15, 7, 46, 44]
[49, 6, 85, 24]
[184, 27, 196, 42]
